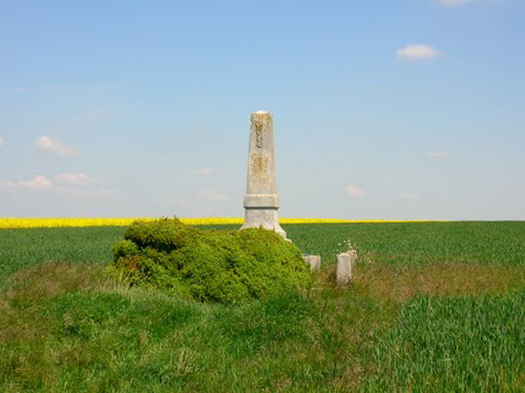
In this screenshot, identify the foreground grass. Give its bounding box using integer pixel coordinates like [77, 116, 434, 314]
[363, 292, 525, 392]
[1, 262, 523, 392]
[0, 222, 524, 391]
[1, 263, 392, 392]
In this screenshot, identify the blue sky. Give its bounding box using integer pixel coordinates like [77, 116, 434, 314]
[1, 0, 524, 219]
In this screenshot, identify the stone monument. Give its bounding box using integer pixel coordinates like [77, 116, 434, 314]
[337, 252, 356, 287]
[241, 111, 287, 239]
[303, 255, 321, 271]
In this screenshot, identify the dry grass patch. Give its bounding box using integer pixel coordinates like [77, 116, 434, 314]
[3, 262, 104, 300]
[353, 262, 525, 303]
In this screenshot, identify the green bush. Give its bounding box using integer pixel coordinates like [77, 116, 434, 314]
[123, 218, 193, 252]
[109, 218, 312, 303]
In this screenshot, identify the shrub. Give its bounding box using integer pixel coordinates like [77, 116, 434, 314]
[109, 218, 312, 303]
[124, 218, 193, 252]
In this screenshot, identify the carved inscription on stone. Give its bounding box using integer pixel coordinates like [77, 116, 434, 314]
[254, 118, 264, 148]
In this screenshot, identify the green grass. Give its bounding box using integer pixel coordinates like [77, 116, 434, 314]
[194, 221, 525, 266]
[1, 263, 390, 392]
[288, 221, 525, 266]
[362, 291, 525, 392]
[2, 221, 524, 287]
[0, 222, 524, 391]
[0, 226, 125, 288]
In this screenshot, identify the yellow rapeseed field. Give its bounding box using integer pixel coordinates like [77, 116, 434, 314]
[0, 218, 438, 229]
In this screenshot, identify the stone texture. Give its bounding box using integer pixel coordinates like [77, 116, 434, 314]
[303, 255, 321, 271]
[337, 252, 353, 287]
[240, 111, 287, 239]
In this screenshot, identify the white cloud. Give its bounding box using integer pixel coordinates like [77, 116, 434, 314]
[428, 151, 447, 160]
[203, 168, 213, 175]
[196, 189, 233, 203]
[0, 87, 30, 94]
[397, 44, 440, 60]
[3, 173, 109, 196]
[97, 189, 116, 197]
[438, 0, 470, 6]
[195, 168, 224, 176]
[37, 136, 78, 157]
[345, 185, 366, 198]
[396, 192, 420, 201]
[17, 175, 52, 190]
[55, 186, 116, 198]
[56, 186, 85, 196]
[55, 173, 98, 186]
[0, 136, 5, 149]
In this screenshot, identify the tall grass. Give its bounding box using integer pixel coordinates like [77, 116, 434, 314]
[362, 291, 525, 392]
[0, 263, 391, 392]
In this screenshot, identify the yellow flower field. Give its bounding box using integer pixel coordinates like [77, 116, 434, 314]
[0, 218, 441, 229]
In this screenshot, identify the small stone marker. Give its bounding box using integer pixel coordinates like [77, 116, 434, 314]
[303, 255, 321, 271]
[241, 111, 287, 239]
[337, 252, 354, 287]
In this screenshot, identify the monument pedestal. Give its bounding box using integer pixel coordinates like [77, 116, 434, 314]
[242, 195, 286, 239]
[240, 111, 287, 240]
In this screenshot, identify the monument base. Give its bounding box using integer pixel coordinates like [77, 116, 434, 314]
[241, 207, 287, 240]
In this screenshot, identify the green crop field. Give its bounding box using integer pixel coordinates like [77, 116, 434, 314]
[1, 222, 524, 392]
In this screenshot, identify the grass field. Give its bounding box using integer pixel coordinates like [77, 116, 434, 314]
[0, 222, 524, 392]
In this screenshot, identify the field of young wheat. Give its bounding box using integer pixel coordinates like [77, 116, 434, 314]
[0, 222, 523, 391]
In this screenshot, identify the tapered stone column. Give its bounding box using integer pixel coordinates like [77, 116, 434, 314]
[240, 111, 287, 239]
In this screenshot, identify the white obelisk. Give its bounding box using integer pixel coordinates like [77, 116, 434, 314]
[240, 111, 287, 239]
